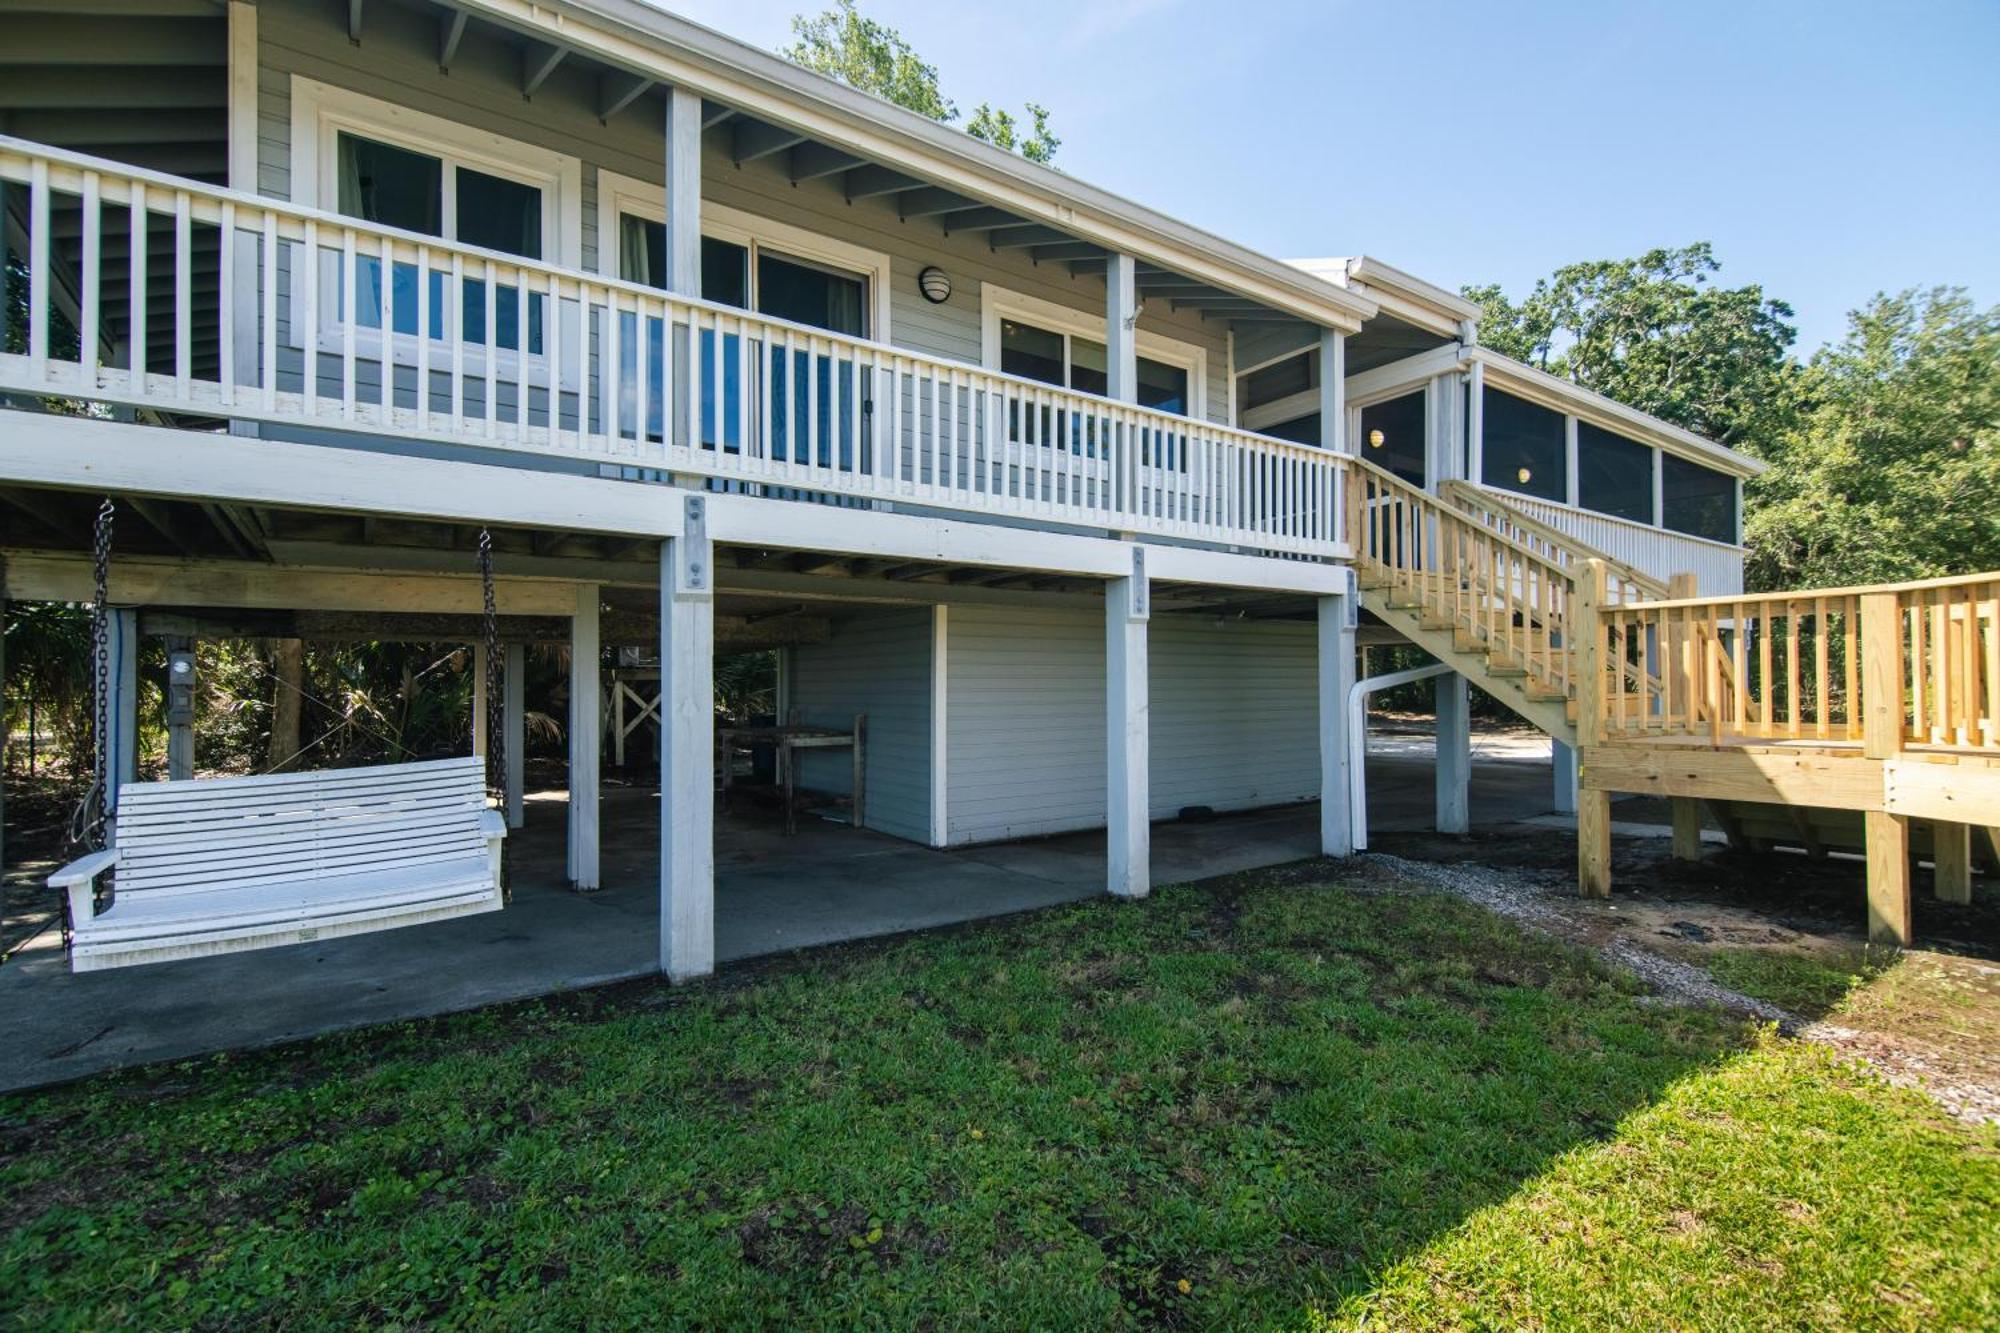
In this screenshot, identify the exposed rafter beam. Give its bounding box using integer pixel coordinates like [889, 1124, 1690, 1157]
[731, 118, 808, 165]
[521, 40, 566, 98]
[938, 207, 1026, 234]
[1068, 257, 1108, 276]
[897, 188, 984, 219]
[348, 0, 364, 43]
[438, 6, 466, 69]
[842, 165, 926, 201]
[788, 142, 865, 183]
[1029, 242, 1104, 262]
[1135, 274, 1214, 290]
[1170, 296, 1269, 311]
[702, 100, 735, 129]
[597, 70, 652, 122]
[1227, 316, 1309, 326]
[985, 225, 1073, 250]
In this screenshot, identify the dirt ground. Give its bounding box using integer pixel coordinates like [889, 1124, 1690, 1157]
[1369, 819, 2000, 1125]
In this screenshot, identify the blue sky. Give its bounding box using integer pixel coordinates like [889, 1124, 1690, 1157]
[657, 0, 1998, 354]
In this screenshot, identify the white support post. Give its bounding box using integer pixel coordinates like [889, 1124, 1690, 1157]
[1564, 415, 1581, 507]
[104, 608, 139, 812]
[663, 85, 703, 296]
[1105, 548, 1149, 898]
[928, 604, 949, 848]
[1466, 358, 1486, 484]
[503, 641, 525, 828]
[1106, 253, 1138, 403]
[471, 642, 489, 757]
[1550, 737, 1578, 815]
[661, 495, 716, 981]
[1435, 672, 1470, 835]
[568, 585, 601, 890]
[227, 1, 261, 422]
[1319, 328, 1347, 454]
[1318, 572, 1358, 856]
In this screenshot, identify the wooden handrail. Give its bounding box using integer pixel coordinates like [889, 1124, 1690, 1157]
[1440, 479, 1669, 602]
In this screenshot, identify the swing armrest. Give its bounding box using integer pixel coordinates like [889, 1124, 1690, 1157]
[50, 849, 117, 926]
[478, 810, 508, 842]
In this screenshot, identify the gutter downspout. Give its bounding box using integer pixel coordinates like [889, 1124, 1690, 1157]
[1346, 662, 1456, 852]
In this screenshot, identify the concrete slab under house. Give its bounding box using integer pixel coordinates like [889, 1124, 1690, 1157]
[0, 0, 1992, 1083]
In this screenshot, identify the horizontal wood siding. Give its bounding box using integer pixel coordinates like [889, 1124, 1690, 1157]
[946, 606, 1105, 844]
[254, 0, 1230, 423]
[945, 606, 1320, 845]
[1150, 618, 1319, 814]
[788, 610, 933, 844]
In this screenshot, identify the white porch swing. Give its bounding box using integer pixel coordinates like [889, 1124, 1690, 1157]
[48, 503, 509, 972]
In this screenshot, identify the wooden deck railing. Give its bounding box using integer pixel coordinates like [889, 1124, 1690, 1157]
[0, 137, 1349, 557]
[1350, 457, 1577, 697]
[1584, 566, 2000, 754]
[1440, 479, 1667, 605]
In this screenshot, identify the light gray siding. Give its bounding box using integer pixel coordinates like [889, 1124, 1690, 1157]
[944, 605, 1320, 845]
[788, 610, 933, 845]
[253, 0, 1231, 423]
[1149, 618, 1320, 814]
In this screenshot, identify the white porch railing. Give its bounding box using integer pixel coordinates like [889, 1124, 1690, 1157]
[0, 138, 1349, 557]
[1463, 485, 1745, 595]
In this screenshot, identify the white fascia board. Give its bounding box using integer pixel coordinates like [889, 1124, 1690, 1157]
[0, 416, 688, 536]
[1290, 255, 1480, 336]
[1470, 348, 1768, 478]
[704, 493, 1132, 577]
[1142, 544, 1351, 594]
[448, 0, 1376, 333]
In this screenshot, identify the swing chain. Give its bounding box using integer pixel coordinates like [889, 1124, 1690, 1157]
[85, 498, 115, 853]
[477, 529, 509, 901]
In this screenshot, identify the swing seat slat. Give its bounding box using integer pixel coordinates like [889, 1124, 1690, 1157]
[49, 756, 504, 973]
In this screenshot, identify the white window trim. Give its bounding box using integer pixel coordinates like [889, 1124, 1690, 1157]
[596, 168, 891, 340]
[979, 283, 1207, 420]
[290, 76, 583, 267]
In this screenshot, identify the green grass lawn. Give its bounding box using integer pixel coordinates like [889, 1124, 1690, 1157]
[3, 874, 1994, 1329]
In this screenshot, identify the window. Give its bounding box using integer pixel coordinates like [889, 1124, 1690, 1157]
[1577, 421, 1654, 523]
[1481, 387, 1566, 503]
[293, 78, 580, 359]
[1359, 390, 1426, 487]
[1662, 453, 1737, 543]
[1264, 413, 1321, 447]
[997, 317, 1191, 415]
[610, 198, 883, 461]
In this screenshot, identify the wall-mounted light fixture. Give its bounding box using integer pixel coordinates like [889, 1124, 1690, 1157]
[1516, 466, 1533, 485]
[918, 266, 951, 304]
[1368, 429, 1386, 448]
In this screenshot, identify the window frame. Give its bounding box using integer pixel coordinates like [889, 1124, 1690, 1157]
[596, 169, 892, 341]
[978, 283, 1208, 422]
[287, 77, 583, 375]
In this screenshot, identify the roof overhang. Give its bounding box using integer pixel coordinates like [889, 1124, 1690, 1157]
[445, 0, 1378, 333]
[1289, 255, 1480, 338]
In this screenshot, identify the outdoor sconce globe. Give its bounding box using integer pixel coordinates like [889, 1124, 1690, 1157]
[1368, 429, 1385, 448]
[918, 266, 951, 304]
[1517, 466, 1533, 485]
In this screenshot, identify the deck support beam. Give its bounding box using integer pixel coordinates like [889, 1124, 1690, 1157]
[1318, 573, 1358, 856]
[471, 642, 489, 757]
[1105, 549, 1149, 898]
[1550, 738, 1577, 814]
[503, 642, 525, 828]
[1670, 797, 1704, 861]
[660, 497, 716, 981]
[1866, 809, 1912, 945]
[1435, 673, 1469, 834]
[567, 585, 600, 891]
[1933, 821, 1973, 905]
[1320, 328, 1347, 454]
[1574, 558, 1609, 897]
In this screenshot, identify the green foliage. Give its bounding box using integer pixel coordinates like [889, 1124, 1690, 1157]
[785, 1, 1059, 164]
[1744, 287, 2000, 589]
[4, 877, 1993, 1327]
[1704, 946, 1893, 1016]
[1464, 242, 1801, 449]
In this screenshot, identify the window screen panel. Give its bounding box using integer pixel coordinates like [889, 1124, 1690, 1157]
[1577, 421, 1654, 523]
[1481, 387, 1566, 502]
[1361, 390, 1426, 485]
[1661, 454, 1737, 543]
[1241, 351, 1311, 410]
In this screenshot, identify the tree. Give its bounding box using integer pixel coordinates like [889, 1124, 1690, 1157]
[1464, 243, 1800, 449]
[784, 1, 1060, 164]
[1743, 288, 2000, 589]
